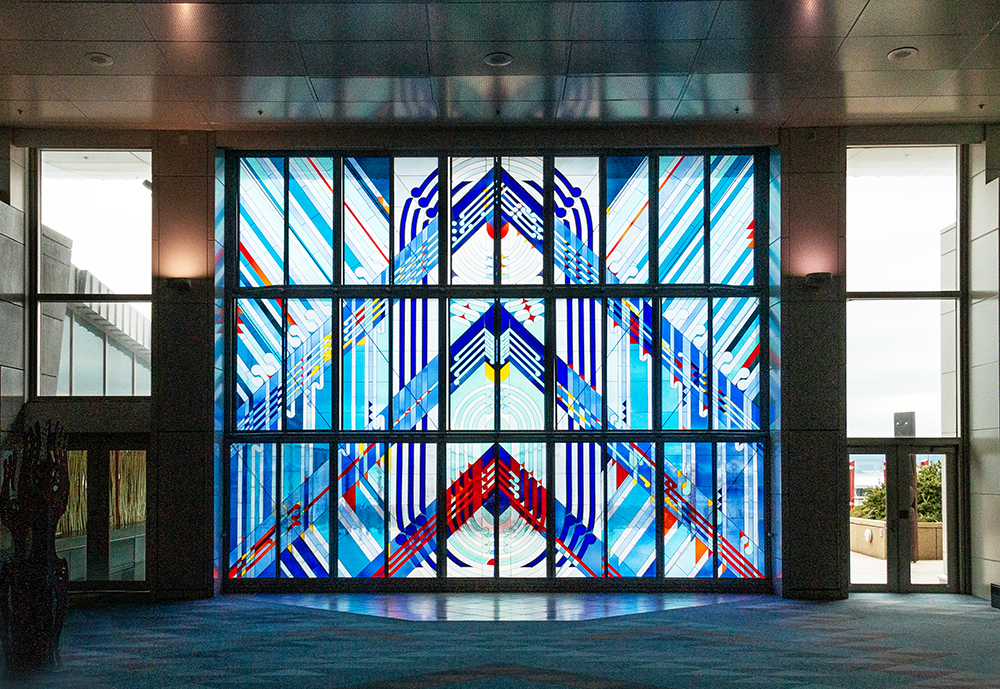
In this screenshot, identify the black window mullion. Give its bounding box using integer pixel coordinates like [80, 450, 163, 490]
[330, 158, 342, 577]
[712, 441, 719, 578]
[544, 155, 556, 577]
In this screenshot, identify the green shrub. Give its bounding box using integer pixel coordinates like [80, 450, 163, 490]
[851, 483, 886, 520]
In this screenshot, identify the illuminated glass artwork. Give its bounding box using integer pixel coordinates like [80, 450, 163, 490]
[341, 299, 389, 431]
[606, 156, 649, 284]
[344, 158, 391, 285]
[236, 298, 282, 431]
[717, 442, 765, 578]
[499, 299, 544, 430]
[662, 298, 708, 431]
[394, 158, 440, 285]
[663, 443, 713, 578]
[285, 299, 333, 431]
[713, 298, 760, 430]
[288, 157, 334, 285]
[451, 157, 495, 284]
[710, 155, 755, 286]
[555, 443, 604, 577]
[607, 298, 652, 430]
[226, 151, 771, 587]
[392, 299, 439, 431]
[500, 157, 544, 284]
[338, 442, 386, 577]
[229, 443, 277, 578]
[659, 155, 704, 284]
[280, 444, 330, 578]
[556, 299, 602, 430]
[388, 444, 437, 577]
[554, 157, 599, 285]
[239, 157, 285, 288]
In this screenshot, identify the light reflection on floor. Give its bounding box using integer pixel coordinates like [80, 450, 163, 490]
[252, 593, 754, 621]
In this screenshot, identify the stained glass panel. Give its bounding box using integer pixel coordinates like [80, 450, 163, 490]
[713, 297, 760, 430]
[710, 155, 755, 286]
[279, 443, 330, 578]
[607, 298, 653, 430]
[239, 157, 285, 288]
[236, 298, 282, 431]
[341, 299, 389, 431]
[556, 299, 602, 430]
[388, 444, 437, 577]
[554, 157, 599, 285]
[500, 156, 543, 284]
[498, 442, 546, 578]
[555, 443, 604, 577]
[229, 443, 277, 578]
[289, 157, 334, 285]
[344, 157, 391, 285]
[662, 298, 709, 431]
[394, 158, 439, 285]
[500, 299, 544, 430]
[606, 441, 656, 577]
[285, 299, 333, 430]
[659, 155, 704, 284]
[446, 443, 495, 577]
[663, 442, 713, 578]
[606, 156, 649, 284]
[392, 299, 439, 431]
[337, 442, 386, 578]
[449, 299, 495, 430]
[717, 442, 765, 579]
[451, 157, 495, 284]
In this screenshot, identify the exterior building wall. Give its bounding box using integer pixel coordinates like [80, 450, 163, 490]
[969, 141, 1000, 599]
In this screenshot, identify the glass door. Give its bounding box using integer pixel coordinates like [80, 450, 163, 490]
[849, 445, 957, 592]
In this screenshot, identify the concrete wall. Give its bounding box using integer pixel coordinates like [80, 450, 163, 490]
[969, 141, 1000, 598]
[0, 200, 25, 444]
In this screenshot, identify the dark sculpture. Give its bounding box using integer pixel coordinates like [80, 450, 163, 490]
[0, 422, 70, 675]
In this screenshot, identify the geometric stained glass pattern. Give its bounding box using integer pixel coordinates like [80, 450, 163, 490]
[344, 158, 391, 285]
[239, 157, 285, 288]
[236, 298, 282, 431]
[663, 442, 713, 578]
[338, 442, 386, 578]
[288, 157, 334, 285]
[500, 156, 543, 284]
[498, 442, 546, 578]
[394, 158, 439, 285]
[499, 299, 544, 430]
[556, 299, 602, 430]
[713, 298, 760, 430]
[450, 299, 495, 430]
[607, 298, 653, 431]
[606, 156, 649, 284]
[280, 443, 331, 578]
[392, 299, 439, 431]
[710, 155, 755, 286]
[555, 443, 605, 577]
[659, 155, 704, 284]
[285, 299, 333, 431]
[342, 299, 389, 431]
[717, 442, 765, 579]
[229, 443, 277, 579]
[662, 298, 709, 431]
[389, 444, 437, 578]
[451, 157, 495, 284]
[446, 442, 495, 577]
[554, 157, 599, 285]
[606, 441, 656, 577]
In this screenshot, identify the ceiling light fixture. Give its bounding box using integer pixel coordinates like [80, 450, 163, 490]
[84, 52, 114, 67]
[886, 46, 918, 61]
[484, 51, 513, 67]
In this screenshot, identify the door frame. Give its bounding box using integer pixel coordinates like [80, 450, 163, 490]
[849, 440, 960, 593]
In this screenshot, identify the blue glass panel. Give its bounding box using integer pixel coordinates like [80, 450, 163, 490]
[393, 299, 439, 430]
[555, 443, 604, 577]
[446, 442, 494, 577]
[289, 157, 334, 285]
[229, 443, 277, 579]
[607, 298, 653, 430]
[606, 156, 649, 284]
[449, 299, 495, 430]
[662, 298, 709, 431]
[338, 442, 386, 577]
[451, 157, 495, 284]
[498, 442, 546, 578]
[279, 443, 330, 578]
[341, 299, 389, 431]
[659, 155, 704, 284]
[239, 157, 284, 288]
[606, 441, 656, 577]
[500, 299, 544, 430]
[710, 154, 754, 285]
[394, 158, 439, 285]
[286, 299, 333, 430]
[344, 157, 391, 285]
[713, 297, 760, 430]
[717, 442, 765, 579]
[554, 157, 599, 285]
[389, 444, 437, 577]
[556, 299, 602, 430]
[663, 443, 713, 578]
[500, 156, 543, 284]
[236, 298, 282, 431]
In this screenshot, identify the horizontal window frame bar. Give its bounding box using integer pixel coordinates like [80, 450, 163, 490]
[846, 291, 960, 300]
[224, 431, 769, 444]
[38, 293, 152, 302]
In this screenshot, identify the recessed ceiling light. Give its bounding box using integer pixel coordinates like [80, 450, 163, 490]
[84, 52, 114, 67]
[484, 51, 513, 67]
[886, 46, 918, 61]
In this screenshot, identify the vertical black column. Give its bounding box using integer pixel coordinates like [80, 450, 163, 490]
[437, 156, 449, 578]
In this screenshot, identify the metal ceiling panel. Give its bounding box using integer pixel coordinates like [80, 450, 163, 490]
[556, 98, 671, 120]
[176, 76, 317, 103]
[429, 41, 569, 76]
[567, 41, 699, 74]
[563, 74, 689, 101]
[159, 41, 307, 76]
[47, 75, 187, 102]
[0, 75, 68, 102]
[0, 41, 170, 76]
[432, 75, 565, 102]
[317, 100, 439, 122]
[428, 3, 572, 41]
[285, 3, 430, 42]
[937, 69, 1000, 96]
[788, 96, 926, 124]
[834, 34, 987, 72]
[137, 3, 292, 42]
[301, 42, 430, 77]
[780, 69, 956, 99]
[439, 98, 553, 120]
[568, 2, 719, 41]
[1, 100, 85, 124]
[681, 72, 783, 101]
[851, 0, 1000, 37]
[72, 100, 208, 127]
[912, 95, 1000, 121]
[673, 98, 793, 122]
[694, 37, 842, 73]
[311, 77, 434, 102]
[963, 34, 1000, 69]
[0, 2, 154, 41]
[708, 0, 868, 38]
[200, 100, 324, 125]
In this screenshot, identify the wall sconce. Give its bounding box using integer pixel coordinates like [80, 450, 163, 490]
[804, 272, 832, 289]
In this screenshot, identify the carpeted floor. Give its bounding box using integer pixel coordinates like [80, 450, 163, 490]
[8, 593, 1000, 688]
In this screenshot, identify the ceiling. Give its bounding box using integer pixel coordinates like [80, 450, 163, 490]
[1, 0, 999, 130]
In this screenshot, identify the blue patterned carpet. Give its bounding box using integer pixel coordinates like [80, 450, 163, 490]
[9, 593, 1000, 688]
